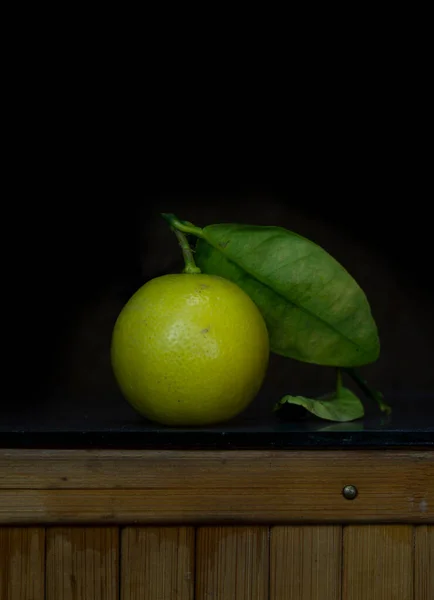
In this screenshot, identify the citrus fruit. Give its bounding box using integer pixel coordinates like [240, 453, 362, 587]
[111, 273, 269, 426]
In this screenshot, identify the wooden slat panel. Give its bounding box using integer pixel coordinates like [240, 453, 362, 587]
[343, 525, 413, 600]
[270, 525, 342, 600]
[46, 527, 119, 600]
[0, 485, 432, 525]
[121, 527, 194, 600]
[0, 527, 45, 600]
[415, 525, 434, 600]
[195, 526, 269, 599]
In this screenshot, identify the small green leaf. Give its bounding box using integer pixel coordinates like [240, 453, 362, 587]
[195, 224, 379, 367]
[277, 387, 365, 422]
[316, 421, 365, 432]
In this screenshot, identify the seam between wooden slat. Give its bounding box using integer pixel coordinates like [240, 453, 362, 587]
[44, 526, 47, 600]
[267, 526, 271, 600]
[412, 525, 416, 600]
[341, 525, 345, 600]
[118, 526, 121, 600]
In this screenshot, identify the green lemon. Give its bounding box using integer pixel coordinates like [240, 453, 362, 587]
[111, 273, 269, 426]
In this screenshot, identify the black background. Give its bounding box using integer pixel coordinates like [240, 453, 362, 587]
[6, 90, 433, 428]
[14, 173, 433, 423]
[3, 29, 432, 443]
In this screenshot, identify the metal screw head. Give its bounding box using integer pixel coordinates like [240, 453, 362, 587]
[342, 484, 358, 500]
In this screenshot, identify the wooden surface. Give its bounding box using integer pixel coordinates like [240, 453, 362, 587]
[121, 527, 194, 599]
[270, 525, 341, 600]
[0, 449, 432, 524]
[415, 525, 434, 600]
[1, 448, 432, 490]
[0, 527, 45, 600]
[343, 525, 414, 600]
[196, 526, 269, 599]
[46, 527, 119, 600]
[0, 524, 432, 598]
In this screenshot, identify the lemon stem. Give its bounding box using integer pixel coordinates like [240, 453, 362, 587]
[161, 213, 205, 238]
[162, 213, 204, 274]
[344, 367, 392, 414]
[173, 229, 201, 274]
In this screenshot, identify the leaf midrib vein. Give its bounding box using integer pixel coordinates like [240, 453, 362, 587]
[206, 235, 372, 354]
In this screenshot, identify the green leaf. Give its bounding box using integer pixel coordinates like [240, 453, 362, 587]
[277, 387, 365, 422]
[316, 421, 365, 432]
[195, 224, 380, 367]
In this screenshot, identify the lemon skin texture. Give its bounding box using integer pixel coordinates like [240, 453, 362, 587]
[111, 273, 270, 426]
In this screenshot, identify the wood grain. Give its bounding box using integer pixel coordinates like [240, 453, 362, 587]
[0, 449, 431, 524]
[0, 483, 432, 525]
[0, 449, 432, 524]
[415, 525, 434, 600]
[343, 525, 413, 600]
[270, 525, 342, 600]
[196, 526, 269, 599]
[121, 527, 194, 600]
[1, 448, 432, 491]
[0, 527, 45, 600]
[46, 527, 119, 600]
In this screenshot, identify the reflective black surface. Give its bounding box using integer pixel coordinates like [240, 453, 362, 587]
[1, 391, 433, 449]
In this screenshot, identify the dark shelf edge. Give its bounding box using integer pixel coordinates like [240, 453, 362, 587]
[1, 430, 433, 450]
